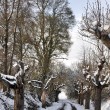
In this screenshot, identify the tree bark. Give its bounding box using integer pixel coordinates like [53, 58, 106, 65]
[14, 85, 24, 110]
[14, 77, 24, 110]
[85, 90, 90, 109]
[78, 93, 80, 104]
[80, 82, 84, 105]
[80, 93, 84, 105]
[4, 0, 8, 75]
[41, 89, 47, 108]
[94, 87, 102, 110]
[101, 35, 110, 49]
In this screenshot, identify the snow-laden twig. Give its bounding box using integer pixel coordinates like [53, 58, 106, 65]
[28, 80, 43, 89]
[28, 74, 58, 91]
[44, 75, 57, 89]
[75, 88, 80, 93]
[28, 80, 42, 84]
[55, 84, 65, 90]
[83, 66, 91, 81]
[100, 73, 110, 86]
[15, 60, 29, 78]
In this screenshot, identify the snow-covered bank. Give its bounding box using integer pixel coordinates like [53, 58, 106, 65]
[0, 91, 40, 110]
[102, 100, 110, 110]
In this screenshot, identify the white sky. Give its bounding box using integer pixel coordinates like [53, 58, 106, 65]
[62, 0, 108, 67]
[62, 0, 87, 67]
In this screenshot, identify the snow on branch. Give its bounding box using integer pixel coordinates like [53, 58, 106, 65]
[83, 85, 90, 94]
[0, 73, 17, 89]
[0, 60, 29, 89]
[55, 83, 65, 90]
[28, 74, 57, 90]
[75, 88, 80, 93]
[83, 65, 99, 86]
[91, 76, 98, 86]
[100, 73, 110, 86]
[44, 75, 57, 89]
[28, 80, 42, 84]
[28, 80, 43, 89]
[92, 56, 105, 86]
[83, 66, 91, 81]
[14, 60, 29, 78]
[83, 56, 110, 87]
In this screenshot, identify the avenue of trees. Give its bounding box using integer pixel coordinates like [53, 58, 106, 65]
[0, 0, 110, 110]
[71, 0, 110, 110]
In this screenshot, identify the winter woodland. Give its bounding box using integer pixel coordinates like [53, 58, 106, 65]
[0, 0, 110, 110]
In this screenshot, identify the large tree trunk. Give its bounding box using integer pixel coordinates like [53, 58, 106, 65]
[0, 82, 3, 90]
[3, 0, 9, 92]
[41, 89, 47, 108]
[85, 90, 90, 109]
[94, 87, 102, 110]
[14, 85, 24, 110]
[80, 92, 84, 105]
[101, 35, 110, 49]
[78, 93, 80, 104]
[74, 83, 78, 98]
[14, 77, 24, 110]
[80, 82, 84, 105]
[4, 0, 8, 75]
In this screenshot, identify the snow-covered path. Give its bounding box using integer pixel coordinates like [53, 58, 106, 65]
[38, 100, 77, 110]
[38, 99, 94, 110]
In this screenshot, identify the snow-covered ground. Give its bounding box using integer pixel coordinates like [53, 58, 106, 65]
[0, 91, 110, 110]
[102, 100, 110, 110]
[71, 100, 94, 110]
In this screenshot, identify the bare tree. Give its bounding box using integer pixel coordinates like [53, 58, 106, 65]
[83, 57, 110, 110]
[80, 0, 110, 49]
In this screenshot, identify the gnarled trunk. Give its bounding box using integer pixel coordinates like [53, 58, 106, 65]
[94, 87, 102, 110]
